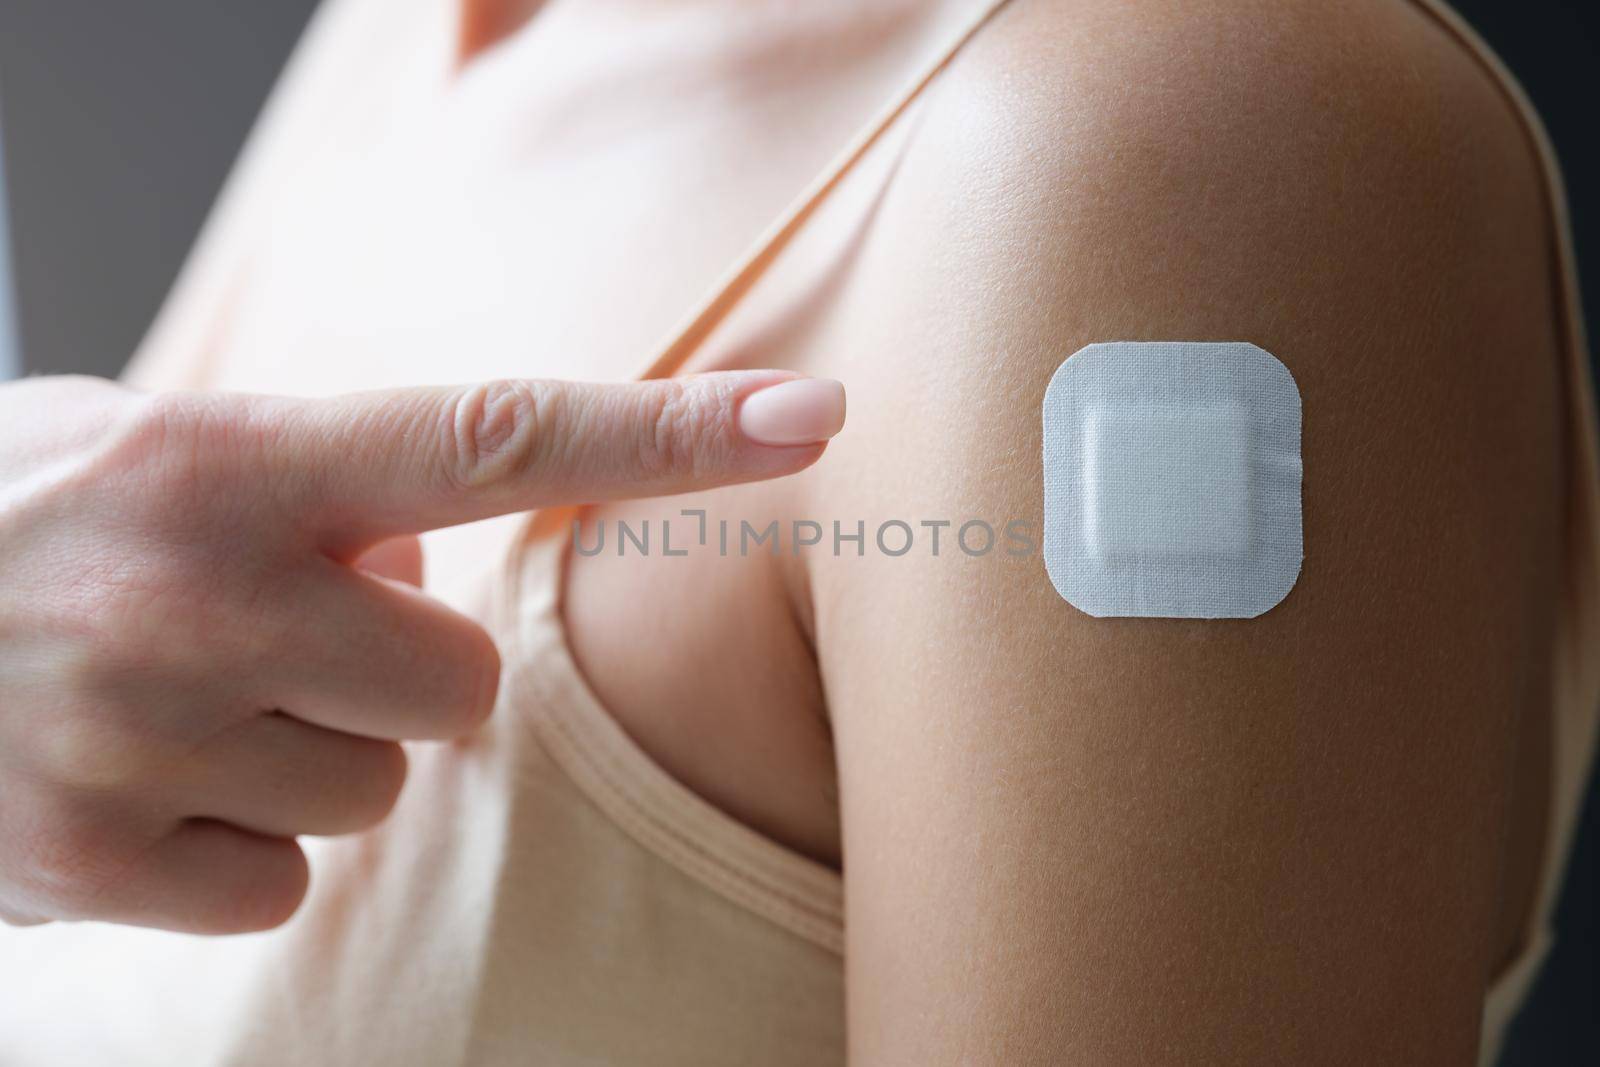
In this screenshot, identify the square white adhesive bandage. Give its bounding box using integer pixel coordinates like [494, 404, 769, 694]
[1042, 341, 1302, 618]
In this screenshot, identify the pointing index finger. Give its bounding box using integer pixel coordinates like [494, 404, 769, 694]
[273, 371, 845, 551]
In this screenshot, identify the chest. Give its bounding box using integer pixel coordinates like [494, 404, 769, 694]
[195, 5, 942, 866]
[206, 5, 944, 401]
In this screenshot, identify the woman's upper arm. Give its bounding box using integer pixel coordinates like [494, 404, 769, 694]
[808, 2, 1564, 1062]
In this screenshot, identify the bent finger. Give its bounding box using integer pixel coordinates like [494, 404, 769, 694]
[264, 560, 500, 741]
[87, 820, 308, 934]
[175, 712, 408, 838]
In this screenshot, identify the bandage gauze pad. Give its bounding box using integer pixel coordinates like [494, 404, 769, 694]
[1042, 341, 1302, 618]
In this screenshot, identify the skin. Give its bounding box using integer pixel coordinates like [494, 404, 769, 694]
[0, 370, 837, 932]
[9, 0, 1565, 1062]
[563, 0, 1564, 1062]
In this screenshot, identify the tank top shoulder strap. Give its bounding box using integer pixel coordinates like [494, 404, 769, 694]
[512, 0, 1015, 549]
[633, 0, 1016, 384]
[492, 0, 1021, 954]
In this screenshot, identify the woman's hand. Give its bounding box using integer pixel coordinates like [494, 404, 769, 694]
[0, 370, 842, 934]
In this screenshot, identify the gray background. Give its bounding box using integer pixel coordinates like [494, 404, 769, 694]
[0, 0, 319, 378]
[0, 122, 16, 380]
[0, 1, 1594, 1061]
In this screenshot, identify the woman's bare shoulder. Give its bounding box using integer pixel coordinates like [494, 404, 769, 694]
[803, 2, 1567, 1059]
[910, 0, 1544, 242]
[799, 0, 1558, 516]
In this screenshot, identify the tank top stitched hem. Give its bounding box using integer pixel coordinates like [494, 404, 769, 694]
[493, 0, 1023, 957]
[488, 0, 1600, 1057]
[503, 532, 846, 954]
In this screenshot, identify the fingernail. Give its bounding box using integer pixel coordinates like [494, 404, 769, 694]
[738, 378, 846, 446]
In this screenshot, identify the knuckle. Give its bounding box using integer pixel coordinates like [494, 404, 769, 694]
[16, 808, 135, 918]
[445, 380, 552, 491]
[32, 697, 153, 791]
[115, 392, 224, 487]
[637, 381, 720, 481]
[123, 390, 208, 456]
[92, 392, 264, 539]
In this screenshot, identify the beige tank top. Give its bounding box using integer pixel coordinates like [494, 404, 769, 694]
[0, 2, 1594, 1064]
